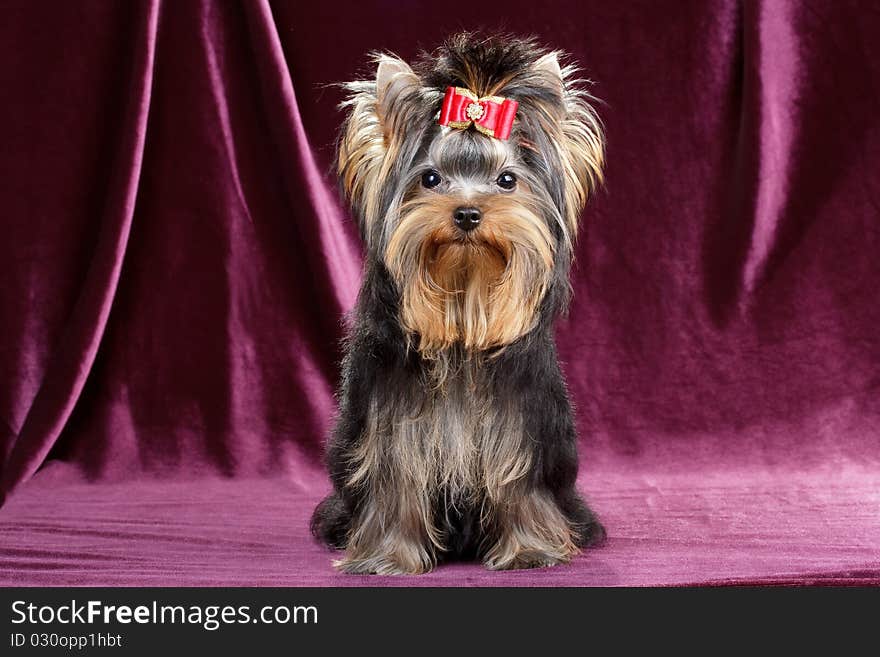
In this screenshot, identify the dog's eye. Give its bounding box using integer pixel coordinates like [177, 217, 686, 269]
[421, 170, 442, 189]
[496, 172, 517, 190]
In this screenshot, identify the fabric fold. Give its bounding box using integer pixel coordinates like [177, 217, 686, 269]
[0, 0, 162, 504]
[742, 0, 799, 300]
[242, 0, 362, 319]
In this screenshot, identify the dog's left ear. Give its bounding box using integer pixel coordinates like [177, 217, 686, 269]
[534, 52, 564, 89]
[534, 52, 605, 236]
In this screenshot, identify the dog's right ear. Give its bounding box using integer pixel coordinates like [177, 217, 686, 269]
[337, 55, 421, 243]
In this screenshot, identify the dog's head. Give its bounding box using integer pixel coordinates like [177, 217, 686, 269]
[337, 33, 604, 356]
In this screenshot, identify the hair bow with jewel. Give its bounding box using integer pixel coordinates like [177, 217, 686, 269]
[438, 86, 519, 140]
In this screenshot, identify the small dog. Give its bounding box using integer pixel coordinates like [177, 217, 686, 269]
[311, 33, 605, 574]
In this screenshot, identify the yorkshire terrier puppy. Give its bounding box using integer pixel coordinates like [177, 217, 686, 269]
[311, 33, 606, 574]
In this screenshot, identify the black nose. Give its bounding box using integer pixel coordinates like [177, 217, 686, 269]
[453, 206, 482, 232]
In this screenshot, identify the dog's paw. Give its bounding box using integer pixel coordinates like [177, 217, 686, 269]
[578, 519, 607, 548]
[333, 554, 433, 575]
[484, 549, 572, 571]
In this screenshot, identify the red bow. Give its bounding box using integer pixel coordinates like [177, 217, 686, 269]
[438, 86, 518, 140]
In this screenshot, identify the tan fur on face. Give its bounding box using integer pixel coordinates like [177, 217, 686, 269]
[385, 193, 554, 358]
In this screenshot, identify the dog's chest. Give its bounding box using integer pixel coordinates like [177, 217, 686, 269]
[371, 366, 530, 499]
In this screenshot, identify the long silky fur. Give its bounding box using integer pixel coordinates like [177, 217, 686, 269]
[312, 32, 606, 574]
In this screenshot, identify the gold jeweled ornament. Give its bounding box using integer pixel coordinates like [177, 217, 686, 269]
[438, 86, 519, 140]
[465, 101, 485, 121]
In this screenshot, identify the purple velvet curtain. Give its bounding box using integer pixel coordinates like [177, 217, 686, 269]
[1, 1, 878, 585]
[1, 0, 362, 498]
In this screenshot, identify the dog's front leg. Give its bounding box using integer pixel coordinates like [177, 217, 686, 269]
[334, 476, 440, 575]
[482, 486, 579, 570]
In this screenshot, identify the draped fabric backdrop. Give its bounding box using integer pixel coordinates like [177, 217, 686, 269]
[1, 0, 878, 585]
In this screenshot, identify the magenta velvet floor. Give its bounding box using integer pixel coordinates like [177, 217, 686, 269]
[2, 462, 878, 587]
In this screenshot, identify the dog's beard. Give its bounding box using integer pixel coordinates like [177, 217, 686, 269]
[385, 194, 554, 357]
